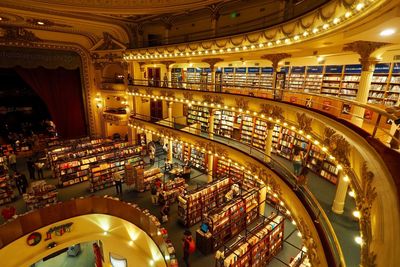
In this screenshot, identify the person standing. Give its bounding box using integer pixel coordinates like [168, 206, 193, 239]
[8, 151, 17, 172]
[113, 171, 123, 195]
[150, 183, 158, 205]
[15, 172, 28, 195]
[160, 202, 170, 223]
[292, 149, 304, 176]
[162, 73, 169, 87]
[35, 161, 45, 179]
[182, 230, 195, 267]
[26, 157, 35, 180]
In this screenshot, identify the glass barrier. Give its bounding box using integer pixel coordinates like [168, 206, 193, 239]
[127, 79, 400, 151]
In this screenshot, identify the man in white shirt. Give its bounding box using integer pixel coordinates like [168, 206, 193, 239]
[113, 171, 123, 195]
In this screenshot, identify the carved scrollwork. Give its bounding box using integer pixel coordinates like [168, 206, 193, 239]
[182, 91, 194, 101]
[160, 90, 175, 98]
[357, 162, 377, 267]
[323, 127, 351, 167]
[0, 26, 41, 42]
[144, 88, 153, 96]
[235, 98, 249, 110]
[260, 104, 284, 121]
[157, 128, 180, 141]
[194, 140, 228, 157]
[297, 218, 321, 266]
[296, 113, 313, 132]
[202, 94, 223, 105]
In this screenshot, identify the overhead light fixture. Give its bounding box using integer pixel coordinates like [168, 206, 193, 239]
[345, 11, 352, 18]
[380, 29, 396, 36]
[354, 236, 363, 245]
[356, 3, 365, 11]
[37, 21, 45, 25]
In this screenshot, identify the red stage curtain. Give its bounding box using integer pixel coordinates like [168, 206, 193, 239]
[15, 67, 87, 139]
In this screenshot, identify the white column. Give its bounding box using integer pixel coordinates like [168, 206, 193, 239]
[264, 124, 274, 163]
[207, 154, 214, 183]
[351, 60, 376, 127]
[332, 171, 350, 214]
[209, 109, 215, 139]
[168, 101, 173, 126]
[168, 140, 173, 163]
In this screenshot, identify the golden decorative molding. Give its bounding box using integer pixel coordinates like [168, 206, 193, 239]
[297, 218, 321, 266]
[343, 41, 388, 71]
[194, 140, 228, 157]
[260, 104, 284, 120]
[0, 26, 42, 42]
[235, 98, 249, 110]
[138, 61, 146, 72]
[296, 113, 313, 132]
[202, 94, 224, 105]
[323, 127, 351, 167]
[160, 90, 175, 98]
[159, 60, 176, 71]
[201, 58, 223, 70]
[357, 162, 377, 267]
[182, 91, 194, 101]
[157, 128, 180, 141]
[144, 88, 153, 96]
[261, 53, 291, 71]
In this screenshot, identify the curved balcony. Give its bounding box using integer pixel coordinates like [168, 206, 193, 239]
[0, 196, 176, 267]
[121, 82, 400, 266]
[128, 113, 347, 266]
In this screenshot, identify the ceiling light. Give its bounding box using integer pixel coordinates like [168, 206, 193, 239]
[219, 49, 224, 53]
[235, 47, 239, 51]
[349, 190, 356, 198]
[259, 43, 264, 47]
[317, 56, 325, 63]
[212, 50, 216, 54]
[354, 236, 363, 245]
[243, 46, 247, 50]
[37, 21, 45, 25]
[276, 40, 281, 44]
[285, 38, 291, 44]
[227, 48, 231, 52]
[312, 28, 319, 33]
[251, 45, 255, 49]
[345, 11, 352, 18]
[323, 24, 329, 30]
[267, 42, 273, 46]
[0, 17, 3, 21]
[303, 31, 309, 37]
[205, 50, 209, 54]
[380, 29, 396, 36]
[356, 3, 365, 11]
[333, 18, 340, 24]
[293, 35, 300, 41]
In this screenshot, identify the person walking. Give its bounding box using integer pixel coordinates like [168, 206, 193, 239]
[26, 157, 35, 180]
[113, 171, 123, 195]
[160, 202, 170, 223]
[182, 230, 195, 267]
[150, 183, 158, 205]
[8, 151, 17, 172]
[15, 172, 28, 195]
[35, 161, 45, 179]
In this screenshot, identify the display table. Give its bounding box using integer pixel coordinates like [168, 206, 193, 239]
[24, 180, 58, 210]
[196, 229, 214, 255]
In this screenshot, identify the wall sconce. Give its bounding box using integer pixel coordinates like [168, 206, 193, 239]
[95, 93, 103, 108]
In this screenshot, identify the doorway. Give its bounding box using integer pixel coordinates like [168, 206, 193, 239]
[150, 99, 163, 121]
[147, 67, 161, 87]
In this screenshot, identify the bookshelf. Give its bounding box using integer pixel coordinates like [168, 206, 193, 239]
[187, 105, 210, 132]
[386, 63, 400, 106]
[214, 110, 236, 138]
[276, 128, 309, 160]
[24, 180, 58, 210]
[190, 147, 207, 172]
[340, 64, 362, 100]
[246, 67, 261, 87]
[252, 118, 268, 150]
[304, 66, 323, 93]
[0, 174, 15, 205]
[320, 156, 339, 184]
[196, 189, 260, 252]
[89, 152, 144, 192]
[287, 66, 306, 91]
[214, 159, 244, 182]
[235, 67, 247, 87]
[162, 177, 186, 204]
[143, 168, 163, 189]
[178, 177, 232, 227]
[171, 68, 182, 87]
[368, 63, 390, 105]
[172, 142, 184, 161]
[272, 125, 281, 152]
[240, 115, 254, 145]
[306, 144, 324, 174]
[321, 65, 343, 96]
[222, 67, 235, 86]
[216, 215, 285, 267]
[260, 67, 274, 89]
[186, 68, 201, 90]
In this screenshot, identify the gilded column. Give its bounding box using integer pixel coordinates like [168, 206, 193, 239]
[261, 53, 291, 90]
[202, 58, 223, 91]
[168, 101, 173, 125]
[207, 154, 214, 182]
[343, 41, 388, 127]
[209, 108, 215, 139]
[264, 122, 274, 163]
[332, 171, 350, 214]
